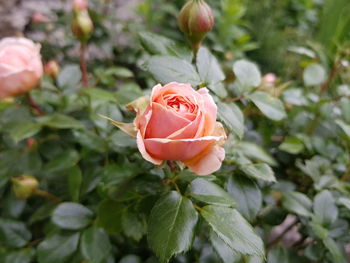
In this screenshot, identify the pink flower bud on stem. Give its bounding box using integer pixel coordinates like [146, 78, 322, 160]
[11, 175, 39, 199]
[44, 60, 60, 79]
[178, 0, 214, 57]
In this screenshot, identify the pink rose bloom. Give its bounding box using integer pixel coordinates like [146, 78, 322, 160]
[0, 37, 43, 98]
[134, 82, 226, 175]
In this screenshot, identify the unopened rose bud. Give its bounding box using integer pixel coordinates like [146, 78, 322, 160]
[71, 8, 94, 42]
[44, 60, 60, 79]
[262, 73, 277, 87]
[32, 12, 50, 24]
[72, 0, 88, 11]
[178, 0, 214, 53]
[11, 175, 39, 199]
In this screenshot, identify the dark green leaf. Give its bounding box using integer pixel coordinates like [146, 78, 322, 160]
[4, 248, 34, 263]
[210, 231, 240, 263]
[38, 114, 84, 129]
[0, 218, 31, 248]
[267, 246, 290, 263]
[44, 149, 80, 174]
[187, 178, 236, 207]
[303, 64, 326, 86]
[227, 175, 262, 221]
[279, 138, 304, 154]
[52, 202, 93, 230]
[146, 56, 201, 87]
[37, 232, 80, 263]
[323, 237, 347, 263]
[239, 158, 276, 182]
[201, 206, 264, 257]
[80, 226, 111, 263]
[122, 210, 147, 241]
[233, 60, 261, 90]
[236, 142, 277, 166]
[217, 102, 244, 139]
[148, 191, 198, 263]
[68, 166, 82, 202]
[57, 65, 82, 88]
[282, 191, 312, 217]
[313, 190, 338, 226]
[247, 91, 286, 121]
[196, 47, 225, 84]
[8, 121, 42, 143]
[96, 199, 124, 234]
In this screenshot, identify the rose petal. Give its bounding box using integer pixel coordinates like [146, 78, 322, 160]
[167, 111, 203, 139]
[144, 136, 223, 161]
[0, 70, 40, 98]
[185, 145, 225, 175]
[197, 87, 217, 136]
[145, 102, 190, 139]
[136, 131, 162, 165]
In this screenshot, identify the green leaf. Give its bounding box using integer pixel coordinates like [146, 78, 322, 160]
[146, 56, 201, 87]
[38, 114, 84, 129]
[227, 175, 262, 221]
[323, 237, 347, 263]
[196, 47, 225, 84]
[4, 248, 34, 263]
[267, 246, 290, 263]
[236, 142, 277, 166]
[335, 119, 350, 139]
[96, 200, 124, 234]
[0, 218, 31, 248]
[122, 210, 147, 241]
[338, 197, 350, 210]
[37, 232, 80, 263]
[340, 98, 350, 123]
[248, 91, 286, 121]
[239, 161, 276, 182]
[57, 65, 82, 88]
[52, 202, 93, 230]
[8, 121, 42, 143]
[44, 149, 80, 174]
[83, 88, 117, 103]
[279, 137, 304, 154]
[201, 206, 264, 257]
[106, 66, 133, 78]
[187, 178, 236, 207]
[217, 102, 244, 139]
[282, 191, 312, 217]
[148, 191, 198, 263]
[233, 60, 261, 90]
[73, 129, 107, 153]
[115, 82, 143, 105]
[210, 231, 241, 263]
[303, 64, 326, 86]
[80, 226, 112, 263]
[67, 166, 82, 202]
[313, 190, 338, 226]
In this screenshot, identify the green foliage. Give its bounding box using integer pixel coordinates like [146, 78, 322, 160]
[0, 0, 349, 262]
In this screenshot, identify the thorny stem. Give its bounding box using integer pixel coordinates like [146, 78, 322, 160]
[80, 42, 88, 87]
[26, 93, 45, 116]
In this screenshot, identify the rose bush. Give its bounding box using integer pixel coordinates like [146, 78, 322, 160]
[0, 37, 43, 98]
[134, 82, 226, 175]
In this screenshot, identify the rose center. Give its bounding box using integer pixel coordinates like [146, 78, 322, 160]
[164, 94, 196, 114]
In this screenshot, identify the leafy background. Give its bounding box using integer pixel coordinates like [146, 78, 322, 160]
[0, 0, 350, 262]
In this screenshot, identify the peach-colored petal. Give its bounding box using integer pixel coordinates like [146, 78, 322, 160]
[197, 87, 217, 135]
[0, 70, 40, 98]
[136, 131, 162, 165]
[167, 111, 203, 139]
[185, 145, 225, 175]
[145, 102, 190, 139]
[144, 136, 223, 161]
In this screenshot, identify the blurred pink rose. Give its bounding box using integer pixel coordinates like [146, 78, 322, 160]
[32, 12, 50, 23]
[262, 73, 277, 86]
[72, 0, 88, 10]
[134, 82, 226, 175]
[0, 37, 43, 98]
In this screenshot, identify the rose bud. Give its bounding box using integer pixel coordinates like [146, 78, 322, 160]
[262, 73, 277, 87]
[133, 82, 226, 175]
[11, 175, 39, 199]
[32, 12, 50, 24]
[72, 0, 89, 11]
[178, 0, 214, 53]
[0, 37, 43, 98]
[44, 60, 60, 79]
[71, 7, 94, 42]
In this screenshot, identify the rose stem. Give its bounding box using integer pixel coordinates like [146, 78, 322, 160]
[34, 189, 61, 203]
[80, 42, 88, 87]
[26, 93, 45, 116]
